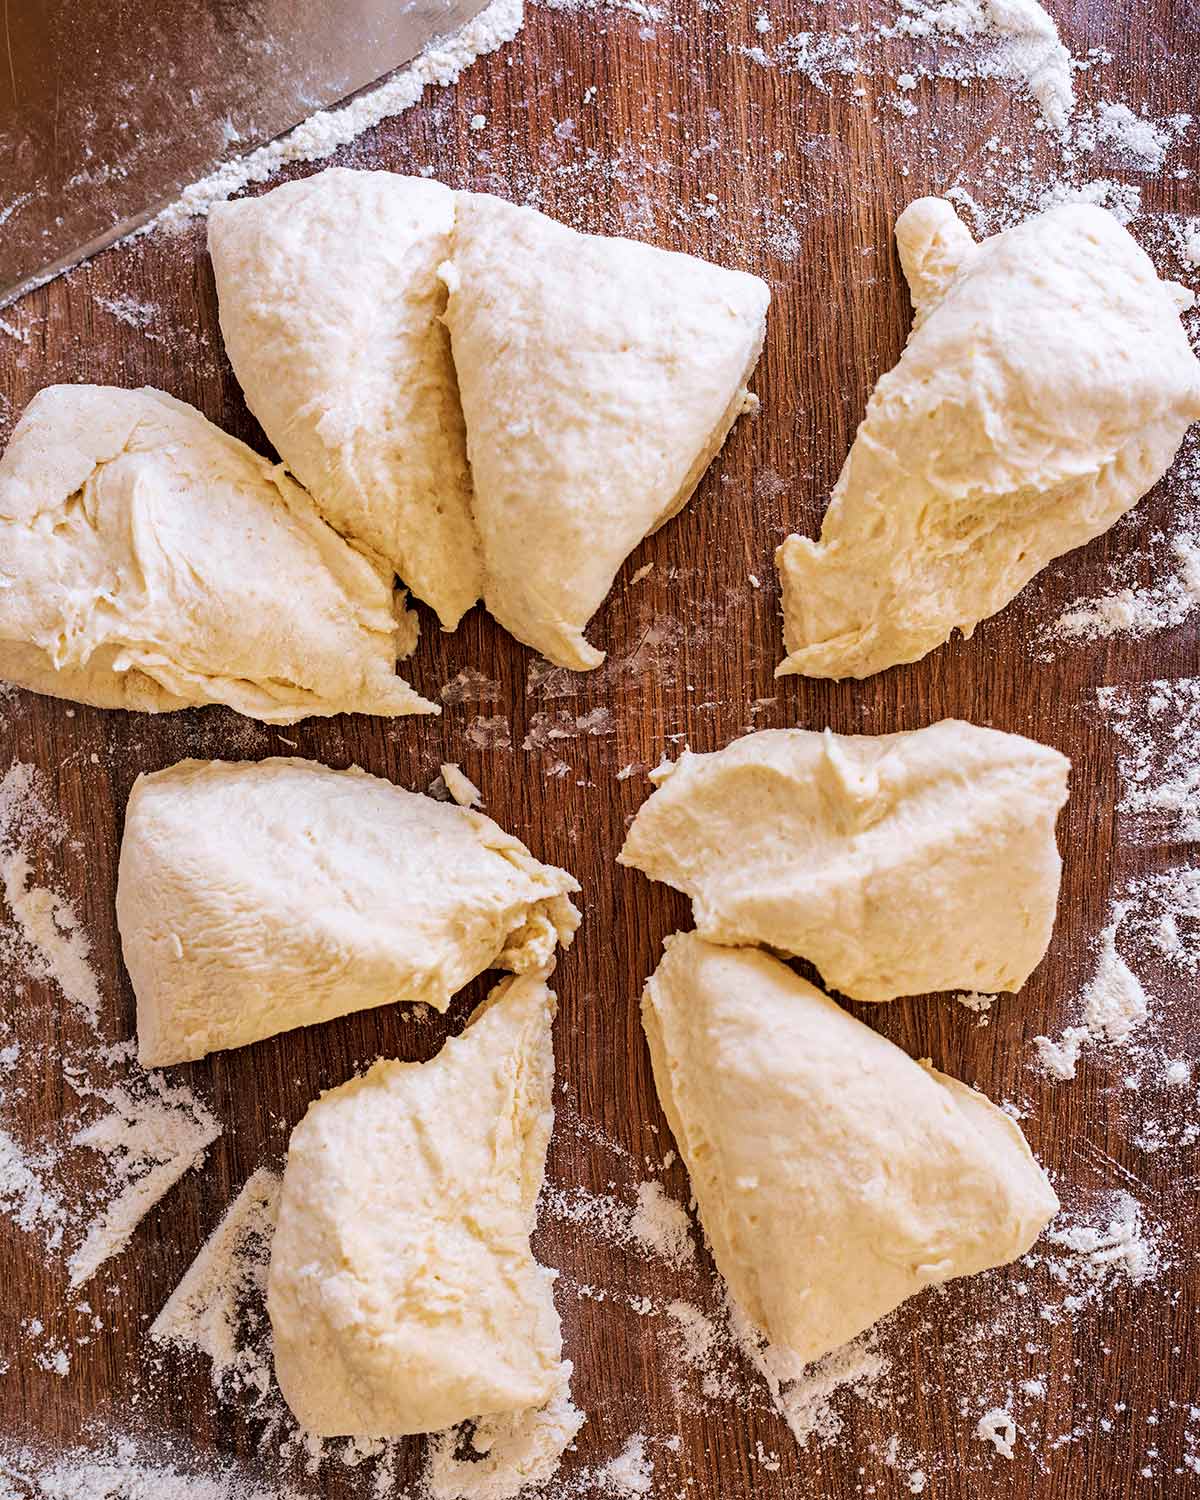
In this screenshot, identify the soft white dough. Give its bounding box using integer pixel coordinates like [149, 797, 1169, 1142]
[118, 757, 580, 1066]
[641, 932, 1060, 1366]
[776, 198, 1200, 679]
[441, 191, 770, 669]
[268, 974, 567, 1437]
[0, 384, 432, 721]
[619, 721, 1070, 1003]
[209, 171, 483, 630]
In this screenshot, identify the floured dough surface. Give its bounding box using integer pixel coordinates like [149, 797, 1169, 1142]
[118, 757, 579, 1066]
[269, 974, 566, 1437]
[442, 191, 770, 669]
[0, 384, 432, 721]
[642, 932, 1060, 1365]
[777, 198, 1200, 679]
[620, 721, 1069, 1003]
[209, 171, 482, 630]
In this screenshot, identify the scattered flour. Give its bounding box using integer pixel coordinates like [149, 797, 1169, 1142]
[94, 294, 159, 330]
[890, 0, 1075, 131]
[666, 1300, 720, 1368]
[956, 991, 997, 1025]
[147, 0, 525, 231]
[425, 1369, 585, 1500]
[0, 1436, 281, 1500]
[2, 851, 103, 1022]
[1081, 918, 1149, 1044]
[629, 1180, 694, 1269]
[542, 1179, 694, 1270]
[1091, 101, 1191, 171]
[1047, 534, 1200, 646]
[1100, 677, 1200, 845]
[1034, 908, 1148, 1081]
[597, 1433, 653, 1496]
[0, 1125, 66, 1248]
[440, 669, 503, 705]
[728, 1295, 890, 1447]
[523, 707, 616, 752]
[0, 761, 220, 1289]
[151, 1170, 281, 1397]
[765, 0, 1074, 131]
[1043, 1190, 1163, 1303]
[67, 1077, 223, 1288]
[466, 715, 514, 750]
[0, 762, 101, 1022]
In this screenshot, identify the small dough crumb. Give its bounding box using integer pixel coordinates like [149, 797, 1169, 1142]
[441, 762, 484, 808]
[976, 1406, 1017, 1459]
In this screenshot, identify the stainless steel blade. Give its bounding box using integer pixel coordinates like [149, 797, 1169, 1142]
[0, 0, 489, 307]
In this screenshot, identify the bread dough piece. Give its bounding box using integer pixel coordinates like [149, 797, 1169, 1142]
[269, 974, 566, 1437]
[441, 192, 770, 669]
[776, 198, 1200, 679]
[619, 722, 1069, 1003]
[0, 385, 432, 721]
[118, 757, 579, 1066]
[209, 171, 482, 629]
[642, 932, 1059, 1365]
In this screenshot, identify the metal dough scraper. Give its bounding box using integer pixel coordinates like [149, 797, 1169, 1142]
[0, 0, 489, 308]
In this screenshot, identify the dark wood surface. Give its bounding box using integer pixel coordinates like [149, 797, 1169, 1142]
[1, 1, 1198, 1495]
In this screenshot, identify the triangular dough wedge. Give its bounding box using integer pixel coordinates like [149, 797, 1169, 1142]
[642, 932, 1059, 1366]
[118, 757, 580, 1066]
[0, 385, 432, 721]
[269, 974, 567, 1437]
[776, 198, 1200, 679]
[441, 193, 770, 669]
[209, 170, 482, 629]
[619, 722, 1069, 1003]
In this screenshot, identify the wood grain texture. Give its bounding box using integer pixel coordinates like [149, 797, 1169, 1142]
[1, 1, 1198, 1495]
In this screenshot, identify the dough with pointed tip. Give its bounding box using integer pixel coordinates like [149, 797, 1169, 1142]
[209, 171, 482, 630]
[641, 932, 1060, 1365]
[441, 192, 770, 669]
[776, 199, 1200, 679]
[118, 757, 579, 1066]
[269, 974, 567, 1437]
[619, 722, 1069, 1003]
[0, 385, 431, 721]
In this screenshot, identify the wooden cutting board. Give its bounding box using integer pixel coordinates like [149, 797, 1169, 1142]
[1, 2, 1197, 1497]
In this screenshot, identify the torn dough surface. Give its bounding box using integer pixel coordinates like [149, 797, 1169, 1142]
[642, 932, 1059, 1366]
[442, 190, 769, 669]
[269, 974, 567, 1437]
[0, 384, 431, 721]
[776, 198, 1200, 679]
[118, 757, 579, 1066]
[620, 722, 1069, 1003]
[209, 170, 482, 630]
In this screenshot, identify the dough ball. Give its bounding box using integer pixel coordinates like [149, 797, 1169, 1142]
[641, 932, 1059, 1365]
[619, 721, 1069, 1003]
[269, 974, 566, 1436]
[777, 198, 1200, 679]
[209, 170, 482, 631]
[442, 191, 770, 670]
[118, 757, 579, 1066]
[0, 384, 432, 721]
